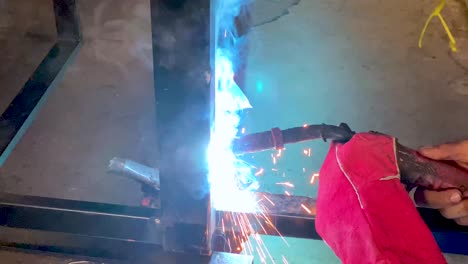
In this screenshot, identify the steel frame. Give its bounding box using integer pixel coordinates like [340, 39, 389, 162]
[0, 0, 466, 262]
[0, 0, 81, 166]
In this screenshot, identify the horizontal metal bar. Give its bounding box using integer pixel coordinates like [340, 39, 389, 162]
[0, 227, 164, 261]
[262, 213, 319, 239]
[215, 193, 318, 250]
[1, 192, 468, 257]
[218, 193, 318, 242]
[0, 227, 252, 263]
[0, 193, 159, 217]
[255, 193, 316, 217]
[0, 193, 162, 243]
[220, 193, 468, 255]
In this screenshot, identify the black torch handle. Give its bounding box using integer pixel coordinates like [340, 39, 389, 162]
[396, 144, 468, 192]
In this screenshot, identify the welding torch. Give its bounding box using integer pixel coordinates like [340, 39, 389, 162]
[232, 123, 468, 193]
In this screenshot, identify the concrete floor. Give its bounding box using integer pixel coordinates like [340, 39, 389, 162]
[1, 0, 468, 263]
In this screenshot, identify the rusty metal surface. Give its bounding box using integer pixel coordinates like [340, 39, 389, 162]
[254, 192, 315, 216]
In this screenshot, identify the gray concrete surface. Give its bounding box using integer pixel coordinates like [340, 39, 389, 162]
[1, 0, 468, 263]
[0, 0, 155, 206]
[0, 247, 118, 264]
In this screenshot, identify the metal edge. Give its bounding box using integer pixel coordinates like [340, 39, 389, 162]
[0, 0, 81, 166]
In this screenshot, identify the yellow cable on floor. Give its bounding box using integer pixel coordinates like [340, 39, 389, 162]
[418, 0, 458, 52]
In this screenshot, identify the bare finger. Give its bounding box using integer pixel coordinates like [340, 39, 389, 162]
[440, 201, 468, 219]
[414, 187, 462, 209]
[419, 143, 464, 161]
[455, 216, 468, 226]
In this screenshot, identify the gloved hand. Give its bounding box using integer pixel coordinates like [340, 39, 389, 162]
[418, 140, 468, 226]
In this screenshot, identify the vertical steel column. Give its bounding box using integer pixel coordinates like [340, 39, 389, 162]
[150, 0, 214, 255]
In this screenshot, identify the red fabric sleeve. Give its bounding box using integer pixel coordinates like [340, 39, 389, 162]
[316, 133, 446, 264]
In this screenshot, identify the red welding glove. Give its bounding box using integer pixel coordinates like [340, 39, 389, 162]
[316, 133, 446, 264]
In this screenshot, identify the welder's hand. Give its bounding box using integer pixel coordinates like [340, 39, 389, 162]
[417, 140, 468, 226]
[419, 140, 468, 169]
[412, 187, 468, 225]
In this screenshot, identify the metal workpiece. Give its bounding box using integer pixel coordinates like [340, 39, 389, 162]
[150, 0, 213, 254]
[108, 158, 160, 190]
[0, 193, 162, 244]
[1, 0, 468, 261]
[212, 193, 319, 253]
[0, 0, 81, 166]
[0, 193, 254, 263]
[254, 192, 316, 217]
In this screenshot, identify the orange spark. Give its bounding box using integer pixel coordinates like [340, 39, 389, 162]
[301, 204, 312, 214]
[241, 127, 246, 134]
[256, 246, 266, 263]
[282, 255, 289, 264]
[272, 168, 278, 172]
[303, 123, 308, 128]
[258, 211, 290, 246]
[310, 172, 319, 185]
[302, 168, 306, 173]
[276, 182, 295, 188]
[284, 191, 291, 196]
[255, 168, 264, 176]
[252, 214, 269, 234]
[276, 149, 282, 158]
[271, 154, 277, 165]
[263, 195, 275, 206]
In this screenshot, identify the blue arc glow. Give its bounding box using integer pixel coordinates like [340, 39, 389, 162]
[207, 49, 258, 212]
